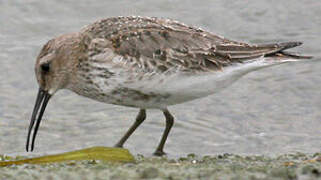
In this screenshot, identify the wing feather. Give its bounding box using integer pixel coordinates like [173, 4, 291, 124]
[82, 17, 305, 73]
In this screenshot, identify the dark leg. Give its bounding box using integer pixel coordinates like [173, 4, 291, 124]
[115, 109, 146, 148]
[153, 109, 174, 156]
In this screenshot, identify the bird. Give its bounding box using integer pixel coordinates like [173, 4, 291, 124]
[26, 16, 311, 156]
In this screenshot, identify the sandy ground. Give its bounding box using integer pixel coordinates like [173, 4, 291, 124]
[1, 152, 320, 180]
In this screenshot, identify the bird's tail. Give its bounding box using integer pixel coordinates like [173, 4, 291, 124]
[264, 41, 312, 61]
[214, 41, 312, 63]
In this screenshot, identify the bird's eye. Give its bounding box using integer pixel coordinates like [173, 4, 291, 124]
[41, 62, 50, 73]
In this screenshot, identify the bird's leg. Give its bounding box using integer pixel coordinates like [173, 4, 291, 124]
[153, 109, 174, 156]
[114, 109, 146, 148]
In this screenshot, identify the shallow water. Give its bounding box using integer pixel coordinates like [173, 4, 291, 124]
[0, 0, 320, 158]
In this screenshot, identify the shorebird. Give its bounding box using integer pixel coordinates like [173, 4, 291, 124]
[26, 16, 311, 156]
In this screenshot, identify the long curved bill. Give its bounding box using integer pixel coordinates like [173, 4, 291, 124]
[26, 88, 51, 152]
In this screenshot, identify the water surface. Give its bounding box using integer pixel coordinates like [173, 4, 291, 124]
[0, 0, 320, 157]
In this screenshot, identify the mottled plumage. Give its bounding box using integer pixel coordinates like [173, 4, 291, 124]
[26, 16, 311, 156]
[80, 16, 305, 73]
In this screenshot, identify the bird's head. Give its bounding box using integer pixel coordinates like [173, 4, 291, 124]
[26, 32, 83, 152]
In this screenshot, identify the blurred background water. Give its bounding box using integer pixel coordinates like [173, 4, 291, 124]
[0, 0, 320, 158]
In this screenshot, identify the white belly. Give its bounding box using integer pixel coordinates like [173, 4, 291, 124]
[70, 57, 287, 109]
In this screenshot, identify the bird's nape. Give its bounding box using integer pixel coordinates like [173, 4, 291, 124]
[26, 88, 51, 152]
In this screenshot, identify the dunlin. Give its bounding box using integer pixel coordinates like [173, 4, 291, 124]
[26, 16, 311, 156]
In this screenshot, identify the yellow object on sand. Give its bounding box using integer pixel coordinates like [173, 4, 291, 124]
[0, 146, 135, 166]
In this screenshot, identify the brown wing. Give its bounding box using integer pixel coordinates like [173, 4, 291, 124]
[81, 16, 304, 73]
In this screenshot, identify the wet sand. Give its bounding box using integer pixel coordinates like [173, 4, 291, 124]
[1, 153, 320, 180]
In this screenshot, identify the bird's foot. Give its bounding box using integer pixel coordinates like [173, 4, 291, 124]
[153, 150, 167, 156]
[114, 143, 124, 148]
